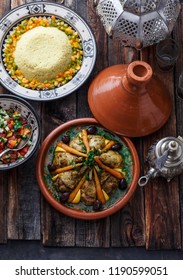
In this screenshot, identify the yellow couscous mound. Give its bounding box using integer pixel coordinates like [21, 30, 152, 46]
[14, 26, 72, 82]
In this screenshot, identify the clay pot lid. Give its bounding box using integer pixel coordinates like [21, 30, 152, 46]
[88, 60, 172, 137]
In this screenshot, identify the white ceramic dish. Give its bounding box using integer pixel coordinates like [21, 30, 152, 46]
[0, 1, 96, 101]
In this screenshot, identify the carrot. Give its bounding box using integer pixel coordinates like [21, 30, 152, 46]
[93, 168, 105, 204]
[7, 139, 17, 148]
[100, 140, 115, 153]
[67, 174, 86, 203]
[82, 129, 90, 154]
[23, 127, 31, 136]
[94, 157, 124, 179]
[22, 78, 29, 84]
[57, 142, 88, 158]
[51, 163, 83, 175]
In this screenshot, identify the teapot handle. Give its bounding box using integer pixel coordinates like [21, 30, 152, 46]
[138, 175, 151, 186]
[138, 167, 156, 187]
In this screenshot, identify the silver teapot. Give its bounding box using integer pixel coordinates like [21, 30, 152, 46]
[138, 136, 183, 186]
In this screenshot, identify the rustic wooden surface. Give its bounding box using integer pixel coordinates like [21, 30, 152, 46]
[0, 0, 183, 250]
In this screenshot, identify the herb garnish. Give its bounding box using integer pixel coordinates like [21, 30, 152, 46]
[84, 151, 95, 167]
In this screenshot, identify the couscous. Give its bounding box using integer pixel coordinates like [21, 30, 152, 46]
[3, 16, 83, 90]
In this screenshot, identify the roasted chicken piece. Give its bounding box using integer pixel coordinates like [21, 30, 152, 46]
[53, 151, 83, 168]
[54, 166, 88, 193]
[88, 135, 105, 150]
[100, 171, 119, 195]
[99, 150, 122, 168]
[69, 136, 86, 153]
[81, 179, 96, 205]
[54, 170, 79, 192]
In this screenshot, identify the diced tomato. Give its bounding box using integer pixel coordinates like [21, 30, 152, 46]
[0, 142, 5, 149]
[17, 127, 23, 135]
[7, 139, 17, 148]
[10, 152, 18, 158]
[7, 119, 14, 129]
[7, 123, 13, 130]
[0, 133, 5, 137]
[19, 116, 27, 124]
[20, 146, 29, 156]
[7, 135, 16, 140]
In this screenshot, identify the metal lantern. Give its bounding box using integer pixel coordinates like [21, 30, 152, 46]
[95, 0, 181, 49]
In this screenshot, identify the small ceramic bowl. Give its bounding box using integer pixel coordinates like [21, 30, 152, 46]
[0, 94, 41, 170]
[36, 118, 140, 220]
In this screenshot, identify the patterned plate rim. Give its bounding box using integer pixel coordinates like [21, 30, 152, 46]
[0, 1, 97, 101]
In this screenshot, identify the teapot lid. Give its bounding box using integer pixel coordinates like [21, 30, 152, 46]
[155, 136, 183, 167]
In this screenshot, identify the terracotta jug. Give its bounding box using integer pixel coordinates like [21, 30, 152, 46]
[88, 61, 172, 137]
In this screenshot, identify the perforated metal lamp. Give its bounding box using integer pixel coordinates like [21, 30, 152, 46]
[95, 0, 181, 49]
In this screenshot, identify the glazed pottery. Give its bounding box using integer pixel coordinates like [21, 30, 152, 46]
[88, 61, 172, 137]
[36, 118, 140, 220]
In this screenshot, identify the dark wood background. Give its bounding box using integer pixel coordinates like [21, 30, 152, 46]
[0, 0, 183, 251]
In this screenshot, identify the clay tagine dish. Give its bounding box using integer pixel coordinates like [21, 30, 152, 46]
[36, 118, 140, 220]
[88, 60, 172, 137]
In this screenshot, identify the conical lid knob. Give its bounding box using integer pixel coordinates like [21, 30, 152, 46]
[88, 61, 172, 137]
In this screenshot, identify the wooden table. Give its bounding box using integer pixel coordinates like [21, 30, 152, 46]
[0, 0, 183, 251]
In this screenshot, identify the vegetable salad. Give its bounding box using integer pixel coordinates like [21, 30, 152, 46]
[0, 108, 31, 163]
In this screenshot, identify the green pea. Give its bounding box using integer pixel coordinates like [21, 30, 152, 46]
[13, 65, 18, 71]
[6, 38, 13, 44]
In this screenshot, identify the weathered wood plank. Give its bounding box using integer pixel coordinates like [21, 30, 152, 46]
[141, 41, 181, 249]
[110, 141, 145, 247]
[0, 172, 8, 244]
[173, 5, 183, 251]
[0, 0, 11, 94]
[75, 0, 111, 248]
[0, 0, 11, 16]
[42, 200, 76, 247]
[75, 0, 92, 118]
[0, 0, 11, 245]
[3, 1, 41, 241]
[41, 98, 77, 247]
[11, 0, 24, 9]
[41, 0, 77, 247]
[7, 156, 41, 240]
[106, 8, 145, 246]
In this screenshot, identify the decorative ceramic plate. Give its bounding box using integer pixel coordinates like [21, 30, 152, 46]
[36, 118, 140, 220]
[0, 1, 96, 101]
[0, 94, 41, 170]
